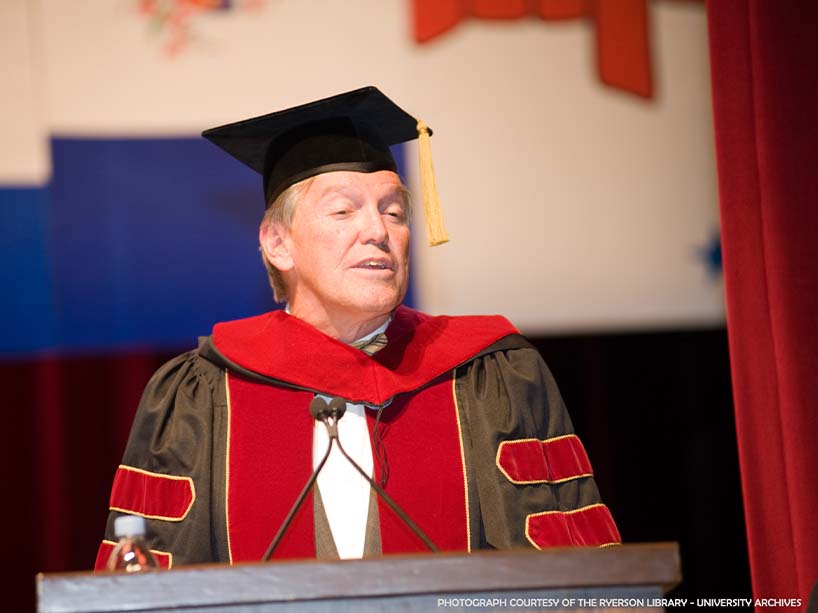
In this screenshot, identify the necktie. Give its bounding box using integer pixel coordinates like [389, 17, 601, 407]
[350, 332, 388, 356]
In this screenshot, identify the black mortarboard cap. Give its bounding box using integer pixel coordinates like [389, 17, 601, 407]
[202, 86, 449, 245]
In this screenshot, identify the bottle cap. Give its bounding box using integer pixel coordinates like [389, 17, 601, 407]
[114, 514, 148, 538]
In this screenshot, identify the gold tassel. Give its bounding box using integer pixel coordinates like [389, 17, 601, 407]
[416, 119, 449, 246]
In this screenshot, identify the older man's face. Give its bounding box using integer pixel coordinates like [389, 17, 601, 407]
[281, 170, 411, 322]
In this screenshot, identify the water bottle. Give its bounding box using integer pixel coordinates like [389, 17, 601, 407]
[106, 515, 159, 572]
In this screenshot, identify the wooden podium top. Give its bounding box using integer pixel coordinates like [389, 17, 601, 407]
[37, 543, 681, 613]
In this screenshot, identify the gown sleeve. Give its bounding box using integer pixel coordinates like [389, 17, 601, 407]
[454, 344, 621, 551]
[94, 350, 227, 570]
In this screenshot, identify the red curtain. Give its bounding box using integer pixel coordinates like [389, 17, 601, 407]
[411, 0, 653, 98]
[706, 1, 818, 609]
[1, 353, 169, 612]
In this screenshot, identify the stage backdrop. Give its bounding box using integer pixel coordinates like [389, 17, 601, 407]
[1, 0, 721, 356]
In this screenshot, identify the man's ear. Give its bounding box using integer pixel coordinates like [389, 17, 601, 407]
[259, 222, 294, 272]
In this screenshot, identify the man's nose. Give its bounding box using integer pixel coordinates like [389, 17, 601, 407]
[359, 203, 389, 247]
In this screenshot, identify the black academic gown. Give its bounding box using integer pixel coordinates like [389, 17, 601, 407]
[95, 305, 619, 569]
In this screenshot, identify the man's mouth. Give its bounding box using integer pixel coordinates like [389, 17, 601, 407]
[354, 259, 394, 271]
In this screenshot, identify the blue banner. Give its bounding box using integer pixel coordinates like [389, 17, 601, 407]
[1, 138, 412, 355]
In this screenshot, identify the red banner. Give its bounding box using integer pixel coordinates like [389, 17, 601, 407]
[411, 0, 653, 98]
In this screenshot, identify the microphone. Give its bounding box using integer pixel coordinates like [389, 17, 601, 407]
[322, 396, 346, 440]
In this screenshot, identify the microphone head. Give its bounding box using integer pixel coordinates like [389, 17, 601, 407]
[328, 396, 347, 420]
[309, 397, 330, 421]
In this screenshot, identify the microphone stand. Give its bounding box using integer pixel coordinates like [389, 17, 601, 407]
[261, 396, 439, 561]
[324, 395, 439, 554]
[261, 398, 334, 561]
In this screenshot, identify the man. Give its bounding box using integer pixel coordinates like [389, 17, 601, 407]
[95, 87, 619, 569]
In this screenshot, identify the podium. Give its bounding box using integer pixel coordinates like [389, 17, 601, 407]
[37, 543, 680, 612]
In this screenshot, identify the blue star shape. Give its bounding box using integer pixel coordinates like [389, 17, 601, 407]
[697, 231, 722, 278]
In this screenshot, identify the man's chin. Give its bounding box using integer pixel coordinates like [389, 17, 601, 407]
[342, 291, 404, 316]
